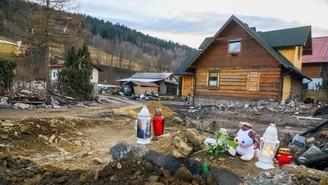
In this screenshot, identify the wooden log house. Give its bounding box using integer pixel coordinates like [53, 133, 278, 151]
[175, 15, 312, 103]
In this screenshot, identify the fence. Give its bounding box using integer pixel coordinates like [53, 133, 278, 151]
[304, 90, 328, 102]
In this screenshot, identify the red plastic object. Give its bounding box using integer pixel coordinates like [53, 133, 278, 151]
[152, 107, 164, 136]
[277, 148, 292, 166]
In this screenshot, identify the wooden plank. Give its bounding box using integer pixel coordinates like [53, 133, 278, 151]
[260, 82, 279, 87]
[260, 87, 279, 92]
[220, 75, 247, 79]
[222, 68, 280, 72]
[220, 78, 247, 82]
[260, 74, 280, 78]
[219, 85, 247, 90]
[219, 81, 247, 86]
[260, 78, 280, 83]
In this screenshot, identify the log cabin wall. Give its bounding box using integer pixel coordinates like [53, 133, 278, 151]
[290, 75, 303, 99]
[302, 63, 322, 78]
[192, 21, 282, 100]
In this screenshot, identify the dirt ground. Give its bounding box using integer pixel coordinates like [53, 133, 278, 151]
[0, 95, 328, 185]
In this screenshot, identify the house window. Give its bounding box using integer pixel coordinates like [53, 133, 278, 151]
[53, 71, 56, 78]
[297, 46, 301, 60]
[208, 72, 218, 87]
[229, 40, 241, 53]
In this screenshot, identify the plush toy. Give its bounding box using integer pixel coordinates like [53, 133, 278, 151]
[228, 122, 260, 161]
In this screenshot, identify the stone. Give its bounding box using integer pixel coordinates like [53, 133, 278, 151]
[185, 128, 204, 146]
[48, 134, 56, 144]
[148, 175, 159, 182]
[131, 171, 141, 180]
[145, 183, 165, 185]
[176, 166, 193, 182]
[173, 117, 183, 124]
[161, 168, 171, 178]
[56, 176, 70, 183]
[290, 101, 296, 108]
[38, 135, 49, 142]
[0, 134, 8, 140]
[172, 149, 187, 158]
[93, 157, 103, 164]
[79, 174, 88, 183]
[319, 177, 328, 185]
[145, 161, 154, 172]
[173, 136, 193, 156]
[1, 122, 14, 127]
[117, 162, 122, 169]
[76, 132, 83, 136]
[73, 140, 82, 146]
[57, 138, 76, 152]
[218, 158, 225, 162]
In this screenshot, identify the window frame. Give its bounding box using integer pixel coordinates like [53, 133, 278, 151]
[228, 39, 241, 53]
[208, 71, 219, 89]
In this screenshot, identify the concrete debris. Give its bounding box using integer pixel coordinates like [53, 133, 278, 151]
[190, 99, 327, 117]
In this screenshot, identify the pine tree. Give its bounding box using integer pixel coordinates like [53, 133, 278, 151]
[0, 58, 16, 90]
[58, 43, 93, 100]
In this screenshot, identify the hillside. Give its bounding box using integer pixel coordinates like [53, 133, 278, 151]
[0, 0, 192, 84]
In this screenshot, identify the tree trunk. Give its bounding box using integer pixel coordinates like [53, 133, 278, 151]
[45, 0, 51, 90]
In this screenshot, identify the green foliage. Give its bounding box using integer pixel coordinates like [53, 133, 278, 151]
[0, 57, 16, 89]
[195, 128, 233, 159]
[58, 43, 93, 100]
[84, 15, 193, 51]
[204, 131, 231, 158]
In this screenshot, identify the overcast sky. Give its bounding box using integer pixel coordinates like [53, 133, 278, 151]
[79, 0, 328, 48]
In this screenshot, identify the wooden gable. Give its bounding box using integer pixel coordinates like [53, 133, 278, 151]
[193, 20, 280, 69]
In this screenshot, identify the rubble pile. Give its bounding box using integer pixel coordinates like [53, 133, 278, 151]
[193, 99, 328, 116]
[0, 154, 208, 185]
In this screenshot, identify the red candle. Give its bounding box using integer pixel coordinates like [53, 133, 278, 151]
[153, 107, 164, 136]
[277, 148, 292, 166]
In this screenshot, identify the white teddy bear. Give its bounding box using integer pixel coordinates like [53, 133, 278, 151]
[229, 122, 260, 161]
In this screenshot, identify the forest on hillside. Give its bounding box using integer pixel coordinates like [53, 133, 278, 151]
[0, 0, 193, 84]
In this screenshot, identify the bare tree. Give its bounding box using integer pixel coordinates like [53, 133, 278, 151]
[4, 0, 86, 89]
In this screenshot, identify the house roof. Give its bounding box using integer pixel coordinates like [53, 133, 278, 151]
[259, 26, 312, 52]
[303, 36, 328, 63]
[93, 64, 104, 71]
[174, 50, 201, 75]
[123, 80, 159, 87]
[50, 64, 64, 68]
[130, 72, 172, 79]
[117, 78, 158, 82]
[176, 15, 311, 80]
[199, 37, 213, 49]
